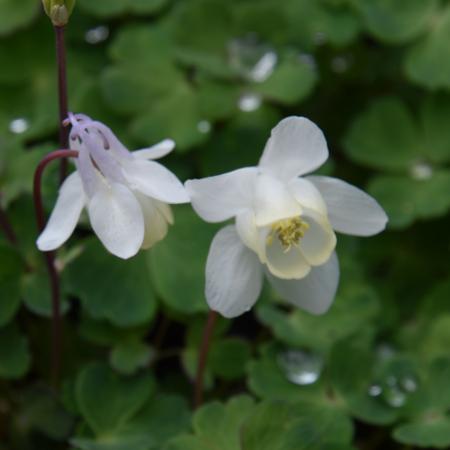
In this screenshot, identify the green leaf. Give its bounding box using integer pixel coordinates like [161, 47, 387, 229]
[354, 0, 437, 44]
[78, 0, 168, 18]
[344, 97, 420, 171]
[0, 145, 52, 206]
[405, 6, 450, 90]
[209, 338, 252, 379]
[393, 419, 450, 449]
[254, 56, 317, 105]
[166, 396, 255, 450]
[68, 239, 157, 327]
[369, 171, 450, 229]
[0, 0, 38, 36]
[110, 338, 153, 375]
[73, 394, 190, 450]
[148, 206, 218, 314]
[284, 0, 361, 48]
[21, 270, 70, 317]
[0, 245, 23, 326]
[75, 362, 155, 436]
[0, 323, 31, 379]
[329, 339, 399, 425]
[241, 400, 353, 450]
[15, 387, 74, 441]
[130, 84, 207, 152]
[392, 358, 450, 448]
[257, 282, 380, 353]
[420, 95, 450, 164]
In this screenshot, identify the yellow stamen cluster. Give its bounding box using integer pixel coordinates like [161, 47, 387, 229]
[266, 217, 310, 252]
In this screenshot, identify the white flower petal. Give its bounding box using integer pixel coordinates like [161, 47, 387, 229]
[254, 173, 302, 226]
[133, 139, 175, 160]
[73, 139, 102, 198]
[155, 200, 174, 225]
[37, 172, 85, 251]
[88, 182, 144, 259]
[135, 193, 171, 249]
[267, 252, 339, 315]
[299, 211, 336, 266]
[235, 211, 263, 258]
[259, 117, 329, 178]
[307, 176, 388, 236]
[206, 225, 263, 318]
[288, 177, 327, 216]
[123, 159, 189, 204]
[265, 234, 311, 280]
[186, 167, 258, 223]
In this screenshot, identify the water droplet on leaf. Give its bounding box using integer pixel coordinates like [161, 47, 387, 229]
[368, 384, 383, 397]
[277, 349, 323, 386]
[85, 26, 109, 45]
[331, 56, 350, 74]
[228, 35, 278, 83]
[197, 120, 211, 134]
[383, 385, 407, 408]
[410, 161, 433, 180]
[9, 118, 29, 134]
[238, 93, 262, 112]
[401, 376, 418, 393]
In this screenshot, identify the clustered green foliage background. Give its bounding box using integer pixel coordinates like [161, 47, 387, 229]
[0, 0, 450, 449]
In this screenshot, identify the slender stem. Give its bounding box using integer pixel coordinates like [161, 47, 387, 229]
[193, 310, 218, 409]
[0, 198, 17, 245]
[54, 26, 69, 184]
[33, 149, 78, 388]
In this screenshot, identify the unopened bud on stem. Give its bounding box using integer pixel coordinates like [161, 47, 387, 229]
[42, 0, 76, 26]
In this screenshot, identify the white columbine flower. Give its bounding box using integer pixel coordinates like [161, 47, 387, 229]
[186, 117, 388, 318]
[37, 114, 189, 259]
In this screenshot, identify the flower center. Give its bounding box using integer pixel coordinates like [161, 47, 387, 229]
[266, 217, 310, 252]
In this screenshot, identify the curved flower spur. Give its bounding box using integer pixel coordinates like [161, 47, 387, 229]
[37, 114, 189, 258]
[186, 117, 388, 318]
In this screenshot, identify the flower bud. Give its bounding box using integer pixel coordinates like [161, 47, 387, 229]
[42, 0, 76, 26]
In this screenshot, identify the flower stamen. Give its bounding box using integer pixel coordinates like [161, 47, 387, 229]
[267, 217, 309, 252]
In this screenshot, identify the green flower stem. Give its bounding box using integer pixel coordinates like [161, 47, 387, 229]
[54, 26, 69, 184]
[33, 149, 78, 388]
[193, 310, 218, 409]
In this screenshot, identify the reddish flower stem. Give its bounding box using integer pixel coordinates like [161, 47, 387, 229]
[193, 310, 218, 409]
[54, 26, 69, 184]
[33, 149, 78, 388]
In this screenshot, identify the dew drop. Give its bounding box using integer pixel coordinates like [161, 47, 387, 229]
[331, 56, 350, 74]
[277, 349, 323, 386]
[410, 161, 433, 180]
[85, 25, 109, 45]
[368, 384, 383, 397]
[228, 35, 278, 83]
[238, 93, 262, 112]
[383, 385, 407, 408]
[9, 118, 29, 134]
[376, 343, 396, 361]
[401, 376, 418, 393]
[197, 120, 211, 134]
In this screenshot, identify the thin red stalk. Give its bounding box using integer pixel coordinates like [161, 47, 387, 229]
[193, 310, 218, 409]
[33, 149, 78, 388]
[0, 200, 17, 245]
[54, 26, 69, 184]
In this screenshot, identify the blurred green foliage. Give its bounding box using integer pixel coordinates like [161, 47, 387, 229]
[0, 0, 449, 449]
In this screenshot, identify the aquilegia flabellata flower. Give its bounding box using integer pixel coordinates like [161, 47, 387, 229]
[37, 114, 189, 258]
[186, 117, 388, 318]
